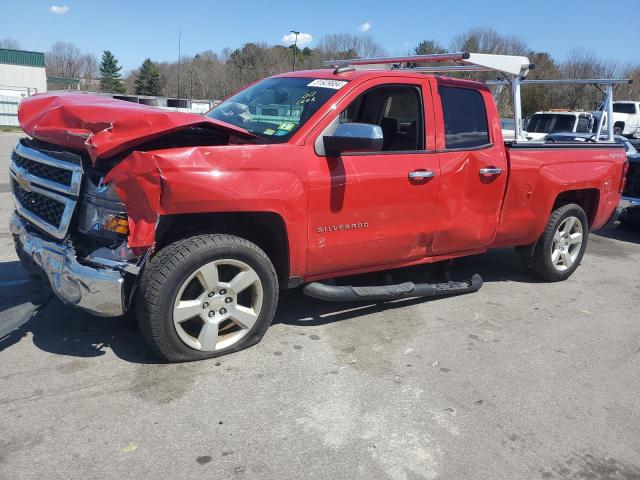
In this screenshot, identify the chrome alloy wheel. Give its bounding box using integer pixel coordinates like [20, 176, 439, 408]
[172, 259, 263, 352]
[551, 216, 583, 272]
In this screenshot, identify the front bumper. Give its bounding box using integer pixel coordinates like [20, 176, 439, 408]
[10, 213, 128, 317]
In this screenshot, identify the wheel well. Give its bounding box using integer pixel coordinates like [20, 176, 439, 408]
[155, 212, 289, 284]
[614, 121, 625, 129]
[552, 189, 599, 227]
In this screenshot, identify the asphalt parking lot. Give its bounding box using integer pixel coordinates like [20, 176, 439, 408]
[1, 131, 639, 480]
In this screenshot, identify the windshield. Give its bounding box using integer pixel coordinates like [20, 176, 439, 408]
[207, 77, 347, 142]
[527, 114, 576, 133]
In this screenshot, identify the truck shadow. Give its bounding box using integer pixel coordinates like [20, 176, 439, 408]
[275, 248, 539, 327]
[1, 248, 539, 364]
[592, 223, 640, 245]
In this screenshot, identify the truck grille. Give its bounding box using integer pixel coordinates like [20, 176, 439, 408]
[12, 178, 66, 227]
[12, 151, 73, 187]
[10, 140, 83, 239]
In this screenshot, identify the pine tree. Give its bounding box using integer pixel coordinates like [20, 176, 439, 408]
[134, 58, 161, 96]
[414, 40, 446, 55]
[99, 50, 125, 94]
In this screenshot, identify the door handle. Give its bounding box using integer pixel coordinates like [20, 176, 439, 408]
[408, 170, 436, 180]
[479, 167, 503, 176]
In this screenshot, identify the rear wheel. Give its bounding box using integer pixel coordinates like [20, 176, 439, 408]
[137, 234, 279, 362]
[531, 204, 589, 282]
[614, 125, 623, 136]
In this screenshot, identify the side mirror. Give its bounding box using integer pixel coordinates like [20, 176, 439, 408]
[323, 123, 383, 156]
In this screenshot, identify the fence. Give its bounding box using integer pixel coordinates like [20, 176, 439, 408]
[0, 95, 20, 127]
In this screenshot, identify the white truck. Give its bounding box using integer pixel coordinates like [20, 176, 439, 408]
[524, 110, 594, 140]
[596, 101, 640, 138]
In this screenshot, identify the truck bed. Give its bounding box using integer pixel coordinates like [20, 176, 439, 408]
[493, 142, 626, 248]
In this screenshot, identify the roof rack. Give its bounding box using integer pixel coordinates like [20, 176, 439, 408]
[486, 78, 632, 141]
[324, 52, 631, 142]
[324, 52, 534, 77]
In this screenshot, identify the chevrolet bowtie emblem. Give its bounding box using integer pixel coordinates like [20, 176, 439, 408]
[14, 172, 30, 190]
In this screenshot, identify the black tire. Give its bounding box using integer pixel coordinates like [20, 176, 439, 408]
[613, 126, 623, 136]
[136, 234, 279, 362]
[531, 203, 589, 282]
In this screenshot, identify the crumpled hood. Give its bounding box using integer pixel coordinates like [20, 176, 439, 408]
[18, 92, 258, 163]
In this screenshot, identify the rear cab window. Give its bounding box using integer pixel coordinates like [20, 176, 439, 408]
[438, 85, 490, 149]
[613, 103, 637, 114]
[527, 114, 576, 134]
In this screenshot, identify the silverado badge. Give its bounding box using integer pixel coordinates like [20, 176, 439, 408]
[14, 171, 30, 190]
[317, 222, 368, 233]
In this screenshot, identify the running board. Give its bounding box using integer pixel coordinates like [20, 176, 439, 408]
[302, 274, 483, 302]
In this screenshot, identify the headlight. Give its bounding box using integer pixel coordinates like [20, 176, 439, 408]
[78, 179, 129, 239]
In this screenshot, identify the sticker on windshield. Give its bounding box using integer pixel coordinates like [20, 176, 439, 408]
[263, 128, 276, 135]
[297, 91, 317, 105]
[307, 79, 348, 90]
[277, 122, 296, 132]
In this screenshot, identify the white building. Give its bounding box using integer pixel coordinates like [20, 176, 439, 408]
[0, 48, 47, 97]
[0, 48, 47, 126]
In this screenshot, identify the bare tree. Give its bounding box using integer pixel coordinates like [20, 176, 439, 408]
[616, 64, 640, 101]
[559, 49, 621, 110]
[450, 27, 528, 56]
[79, 53, 99, 89]
[0, 38, 21, 49]
[315, 33, 386, 61]
[46, 41, 83, 78]
[45, 41, 98, 91]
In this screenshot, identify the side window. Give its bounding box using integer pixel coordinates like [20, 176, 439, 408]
[339, 85, 424, 151]
[439, 86, 490, 149]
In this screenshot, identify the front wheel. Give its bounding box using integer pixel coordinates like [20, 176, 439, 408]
[530, 203, 589, 282]
[136, 234, 279, 362]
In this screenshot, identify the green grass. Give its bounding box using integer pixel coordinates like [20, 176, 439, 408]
[0, 126, 23, 133]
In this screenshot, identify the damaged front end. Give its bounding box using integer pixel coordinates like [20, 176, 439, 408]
[11, 93, 259, 316]
[9, 138, 142, 316]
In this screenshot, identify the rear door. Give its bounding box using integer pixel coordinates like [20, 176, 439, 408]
[429, 80, 508, 255]
[306, 77, 440, 276]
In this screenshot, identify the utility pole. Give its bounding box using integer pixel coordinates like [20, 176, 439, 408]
[177, 30, 182, 99]
[290, 30, 300, 71]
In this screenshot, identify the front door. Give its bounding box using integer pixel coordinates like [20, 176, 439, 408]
[306, 78, 440, 276]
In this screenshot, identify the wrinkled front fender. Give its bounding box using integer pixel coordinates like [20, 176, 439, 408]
[104, 144, 309, 277]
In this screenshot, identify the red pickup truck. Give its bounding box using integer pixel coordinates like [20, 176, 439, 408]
[10, 65, 626, 361]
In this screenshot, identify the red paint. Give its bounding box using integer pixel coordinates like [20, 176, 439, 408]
[18, 70, 626, 283]
[18, 92, 259, 162]
[103, 151, 162, 248]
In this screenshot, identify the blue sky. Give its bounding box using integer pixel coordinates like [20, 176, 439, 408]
[3, 0, 638, 72]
